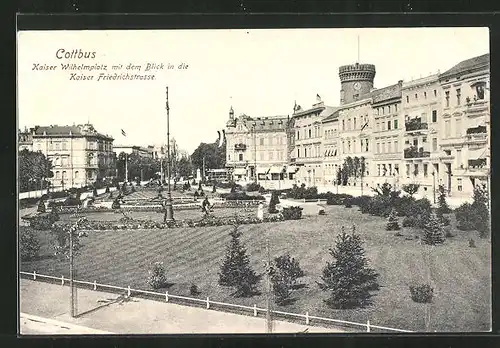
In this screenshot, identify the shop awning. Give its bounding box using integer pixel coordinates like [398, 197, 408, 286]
[257, 167, 269, 174]
[270, 166, 285, 174]
[233, 168, 247, 175]
[287, 166, 298, 173]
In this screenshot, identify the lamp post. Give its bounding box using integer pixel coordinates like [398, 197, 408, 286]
[432, 171, 436, 204]
[164, 86, 174, 223]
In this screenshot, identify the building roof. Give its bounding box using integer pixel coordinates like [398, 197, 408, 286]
[322, 109, 341, 123]
[234, 114, 290, 132]
[32, 124, 114, 140]
[439, 53, 490, 80]
[371, 82, 402, 104]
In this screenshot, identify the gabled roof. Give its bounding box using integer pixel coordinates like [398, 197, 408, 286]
[235, 115, 290, 132]
[439, 53, 490, 80]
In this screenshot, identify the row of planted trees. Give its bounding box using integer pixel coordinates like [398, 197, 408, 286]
[335, 156, 367, 186]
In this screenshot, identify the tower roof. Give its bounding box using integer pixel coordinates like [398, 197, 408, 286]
[339, 62, 376, 82]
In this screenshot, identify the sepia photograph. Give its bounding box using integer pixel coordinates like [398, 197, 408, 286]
[17, 27, 491, 334]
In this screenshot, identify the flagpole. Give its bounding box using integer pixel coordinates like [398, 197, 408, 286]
[164, 86, 175, 222]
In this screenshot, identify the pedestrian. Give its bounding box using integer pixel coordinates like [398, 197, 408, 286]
[202, 197, 211, 216]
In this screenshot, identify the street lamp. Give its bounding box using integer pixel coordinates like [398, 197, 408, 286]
[164, 86, 175, 223]
[432, 171, 436, 204]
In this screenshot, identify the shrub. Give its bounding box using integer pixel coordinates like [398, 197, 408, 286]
[190, 284, 200, 295]
[37, 199, 46, 213]
[26, 212, 59, 230]
[111, 198, 121, 209]
[402, 216, 417, 227]
[367, 195, 392, 217]
[20, 227, 40, 261]
[64, 196, 81, 207]
[386, 209, 400, 231]
[344, 197, 353, 208]
[422, 213, 445, 245]
[268, 191, 280, 213]
[352, 195, 372, 213]
[436, 184, 452, 216]
[409, 283, 434, 303]
[274, 254, 304, 287]
[393, 195, 417, 217]
[147, 262, 168, 289]
[438, 214, 451, 227]
[318, 226, 379, 309]
[402, 183, 420, 196]
[246, 182, 261, 192]
[270, 272, 291, 305]
[455, 186, 490, 238]
[282, 206, 302, 220]
[220, 192, 265, 201]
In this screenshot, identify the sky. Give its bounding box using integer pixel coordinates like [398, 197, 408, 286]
[17, 28, 489, 154]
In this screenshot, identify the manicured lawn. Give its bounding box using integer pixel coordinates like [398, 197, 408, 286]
[20, 205, 491, 332]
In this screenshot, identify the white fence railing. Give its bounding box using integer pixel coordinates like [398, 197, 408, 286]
[20, 271, 412, 333]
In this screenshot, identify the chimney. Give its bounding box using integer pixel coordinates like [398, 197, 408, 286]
[398, 80, 403, 86]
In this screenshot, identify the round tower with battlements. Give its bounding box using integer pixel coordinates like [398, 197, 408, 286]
[339, 63, 376, 105]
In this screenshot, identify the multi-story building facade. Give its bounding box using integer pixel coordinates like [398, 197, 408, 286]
[291, 99, 337, 187]
[225, 107, 291, 188]
[222, 53, 489, 198]
[22, 124, 115, 188]
[371, 82, 403, 188]
[321, 110, 341, 185]
[400, 74, 442, 195]
[438, 53, 490, 196]
[18, 127, 34, 151]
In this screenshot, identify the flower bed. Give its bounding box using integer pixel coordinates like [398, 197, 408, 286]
[76, 213, 285, 230]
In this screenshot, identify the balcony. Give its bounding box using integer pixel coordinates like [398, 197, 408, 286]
[405, 118, 428, 133]
[468, 158, 487, 169]
[234, 143, 247, 151]
[403, 146, 430, 159]
[465, 99, 489, 117]
[466, 125, 487, 135]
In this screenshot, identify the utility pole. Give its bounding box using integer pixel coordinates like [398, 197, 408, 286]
[265, 238, 273, 333]
[202, 156, 206, 182]
[125, 153, 128, 183]
[253, 125, 257, 183]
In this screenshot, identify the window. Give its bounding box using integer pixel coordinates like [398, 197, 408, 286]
[55, 171, 60, 179]
[260, 137, 264, 145]
[304, 148, 307, 157]
[74, 171, 79, 178]
[456, 88, 461, 105]
[376, 142, 380, 154]
[415, 93, 418, 100]
[445, 120, 451, 137]
[55, 143, 60, 150]
[297, 148, 300, 158]
[406, 95, 409, 103]
[394, 140, 398, 152]
[423, 164, 428, 177]
[347, 119, 351, 130]
[434, 89, 437, 97]
[62, 142, 67, 150]
[365, 139, 369, 152]
[445, 91, 450, 107]
[342, 120, 345, 131]
[455, 118, 462, 137]
[239, 154, 243, 161]
[308, 129, 312, 138]
[432, 138, 438, 151]
[414, 164, 419, 176]
[406, 164, 410, 177]
[388, 141, 392, 153]
[456, 149, 462, 168]
[353, 140, 356, 153]
[62, 171, 67, 180]
[381, 142, 385, 153]
[394, 119, 398, 129]
[376, 122, 380, 132]
[342, 141, 345, 153]
[388, 164, 392, 176]
[424, 91, 427, 99]
[413, 138, 418, 147]
[354, 117, 356, 129]
[457, 178, 463, 191]
[422, 137, 427, 143]
[377, 164, 381, 176]
[395, 104, 398, 112]
[387, 120, 391, 130]
[475, 82, 486, 100]
[348, 141, 351, 153]
[296, 131, 300, 140]
[432, 110, 437, 123]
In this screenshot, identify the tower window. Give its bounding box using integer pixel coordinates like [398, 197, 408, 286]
[406, 96, 409, 103]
